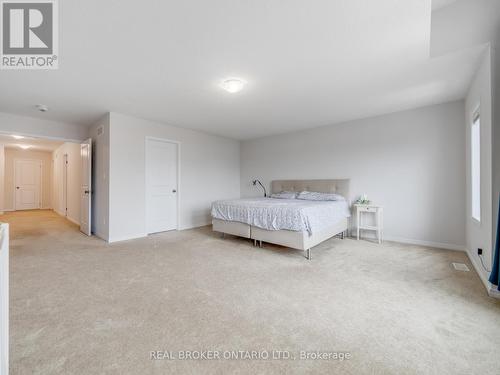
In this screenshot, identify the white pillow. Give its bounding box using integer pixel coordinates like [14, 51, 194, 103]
[270, 191, 298, 199]
[297, 191, 345, 201]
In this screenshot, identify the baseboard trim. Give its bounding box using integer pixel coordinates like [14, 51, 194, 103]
[381, 236, 466, 252]
[466, 250, 491, 290]
[348, 234, 499, 299]
[107, 222, 211, 242]
[2, 208, 52, 213]
[66, 216, 80, 226]
[108, 233, 147, 243]
[53, 210, 80, 226]
[108, 223, 211, 243]
[93, 232, 109, 242]
[180, 222, 210, 231]
[489, 288, 500, 299]
[465, 250, 500, 299]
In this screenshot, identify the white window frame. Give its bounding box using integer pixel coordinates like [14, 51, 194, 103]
[471, 108, 481, 223]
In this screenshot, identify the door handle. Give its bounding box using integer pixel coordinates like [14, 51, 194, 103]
[84, 190, 90, 194]
[16, 186, 20, 189]
[172, 189, 177, 193]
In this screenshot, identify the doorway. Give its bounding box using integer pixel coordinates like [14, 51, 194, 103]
[1, 133, 92, 237]
[145, 138, 179, 234]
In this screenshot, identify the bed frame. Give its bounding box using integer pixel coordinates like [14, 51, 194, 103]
[213, 179, 350, 260]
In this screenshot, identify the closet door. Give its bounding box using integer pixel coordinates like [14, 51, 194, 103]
[146, 138, 179, 234]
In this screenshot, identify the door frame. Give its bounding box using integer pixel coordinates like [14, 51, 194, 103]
[145, 136, 181, 233]
[80, 138, 92, 236]
[63, 153, 68, 217]
[13, 158, 42, 211]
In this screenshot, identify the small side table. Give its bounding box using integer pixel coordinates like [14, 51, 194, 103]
[354, 204, 383, 244]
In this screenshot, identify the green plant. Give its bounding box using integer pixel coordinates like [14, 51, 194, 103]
[356, 194, 371, 205]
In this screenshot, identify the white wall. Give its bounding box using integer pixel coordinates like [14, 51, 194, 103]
[52, 143, 82, 225]
[241, 101, 466, 250]
[0, 145, 4, 215]
[0, 223, 9, 375]
[3, 148, 53, 211]
[89, 115, 110, 241]
[492, 41, 500, 253]
[107, 112, 240, 242]
[0, 111, 88, 142]
[465, 48, 494, 287]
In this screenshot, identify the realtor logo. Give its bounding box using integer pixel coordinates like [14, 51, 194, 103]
[1, 0, 58, 69]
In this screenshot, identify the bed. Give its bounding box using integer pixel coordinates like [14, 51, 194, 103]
[212, 179, 351, 259]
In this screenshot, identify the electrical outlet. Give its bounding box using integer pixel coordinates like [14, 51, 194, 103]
[478, 248, 483, 256]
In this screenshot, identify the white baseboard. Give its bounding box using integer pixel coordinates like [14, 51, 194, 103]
[180, 222, 210, 231]
[107, 221, 211, 242]
[346, 234, 499, 299]
[66, 216, 80, 226]
[93, 231, 109, 242]
[383, 237, 499, 299]
[378, 236, 466, 252]
[465, 250, 500, 299]
[489, 287, 500, 299]
[53, 210, 80, 226]
[2, 208, 51, 213]
[108, 233, 147, 243]
[107, 222, 210, 243]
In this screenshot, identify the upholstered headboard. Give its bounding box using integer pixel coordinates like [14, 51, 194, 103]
[271, 179, 350, 200]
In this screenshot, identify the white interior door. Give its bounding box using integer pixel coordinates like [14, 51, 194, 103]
[146, 138, 178, 234]
[14, 159, 41, 210]
[80, 139, 92, 236]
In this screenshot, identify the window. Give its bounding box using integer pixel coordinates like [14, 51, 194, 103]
[471, 111, 481, 222]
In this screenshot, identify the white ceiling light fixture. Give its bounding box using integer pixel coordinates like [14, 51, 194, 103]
[36, 104, 49, 112]
[220, 78, 247, 93]
[18, 144, 32, 150]
[11, 135, 25, 139]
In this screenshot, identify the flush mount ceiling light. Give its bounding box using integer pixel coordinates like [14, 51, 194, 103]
[11, 135, 24, 139]
[220, 78, 247, 93]
[18, 144, 32, 150]
[36, 104, 49, 112]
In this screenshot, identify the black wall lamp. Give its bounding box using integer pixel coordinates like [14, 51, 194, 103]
[252, 180, 267, 197]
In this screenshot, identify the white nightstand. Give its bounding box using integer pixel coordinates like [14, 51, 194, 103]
[354, 204, 383, 244]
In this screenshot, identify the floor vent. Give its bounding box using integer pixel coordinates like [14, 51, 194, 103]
[452, 262, 470, 272]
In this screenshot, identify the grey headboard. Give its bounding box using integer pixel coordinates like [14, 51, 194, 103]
[271, 179, 350, 199]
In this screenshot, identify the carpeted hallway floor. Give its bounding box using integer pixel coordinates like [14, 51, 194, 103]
[3, 210, 500, 374]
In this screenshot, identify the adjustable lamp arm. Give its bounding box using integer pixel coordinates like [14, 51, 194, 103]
[252, 180, 267, 197]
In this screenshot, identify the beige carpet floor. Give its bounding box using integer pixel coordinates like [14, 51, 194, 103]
[3, 210, 500, 375]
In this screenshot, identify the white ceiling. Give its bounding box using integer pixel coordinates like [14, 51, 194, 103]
[0, 134, 63, 152]
[0, 0, 497, 140]
[432, 0, 458, 11]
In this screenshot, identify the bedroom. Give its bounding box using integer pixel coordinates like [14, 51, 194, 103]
[0, 0, 500, 374]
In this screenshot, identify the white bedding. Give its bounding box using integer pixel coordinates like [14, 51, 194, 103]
[211, 198, 351, 235]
